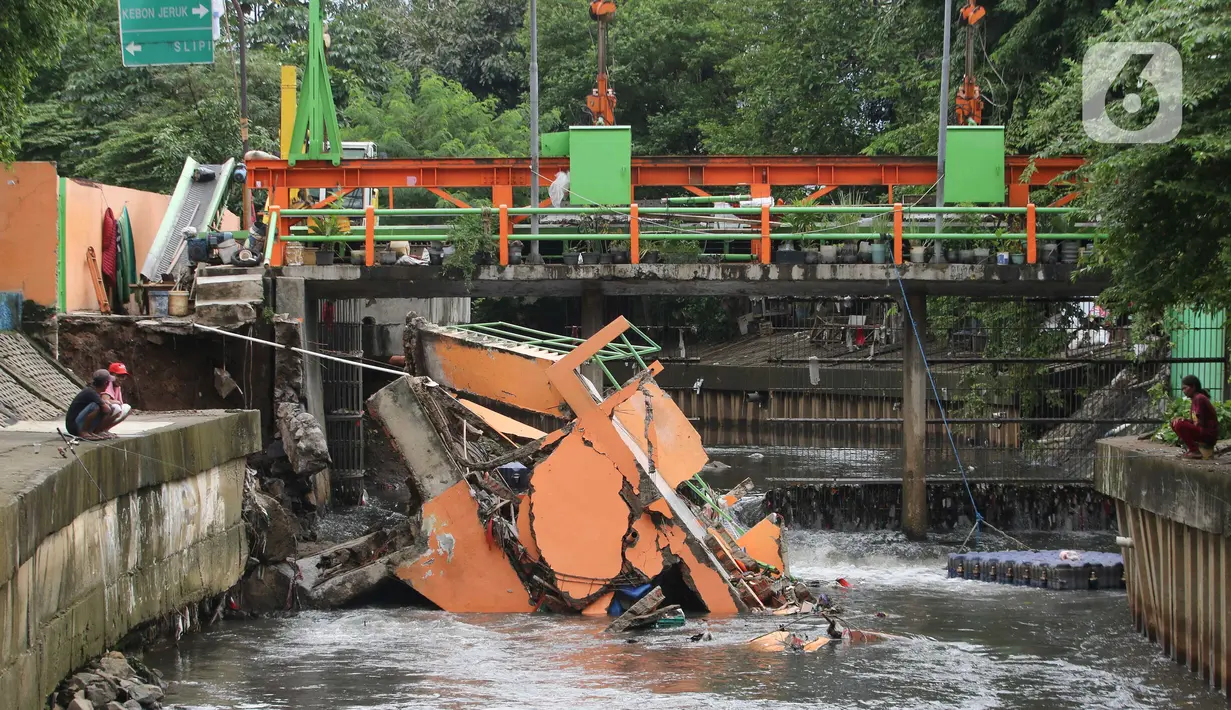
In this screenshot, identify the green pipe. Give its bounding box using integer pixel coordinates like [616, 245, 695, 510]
[280, 205, 1086, 218]
[664, 194, 752, 204]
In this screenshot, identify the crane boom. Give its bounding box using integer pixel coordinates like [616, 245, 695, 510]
[585, 0, 617, 125]
[955, 0, 985, 126]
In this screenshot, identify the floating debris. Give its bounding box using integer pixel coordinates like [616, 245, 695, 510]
[947, 550, 1125, 590]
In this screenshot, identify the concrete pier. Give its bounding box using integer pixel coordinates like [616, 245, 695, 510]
[901, 292, 928, 540]
[1096, 437, 1231, 694]
[0, 411, 260, 709]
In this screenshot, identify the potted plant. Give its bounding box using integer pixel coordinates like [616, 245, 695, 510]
[562, 242, 582, 266]
[1004, 237, 1025, 265]
[509, 239, 524, 265]
[779, 199, 820, 264]
[442, 207, 494, 281]
[660, 238, 703, 264]
[909, 239, 928, 264]
[609, 239, 631, 264]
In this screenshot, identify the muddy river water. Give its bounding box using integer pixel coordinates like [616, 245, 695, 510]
[146, 450, 1226, 709]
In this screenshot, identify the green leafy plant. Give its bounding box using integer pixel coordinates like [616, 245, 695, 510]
[1148, 382, 1231, 444]
[442, 205, 494, 286]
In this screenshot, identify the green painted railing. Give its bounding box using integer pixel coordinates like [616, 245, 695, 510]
[266, 203, 1100, 266]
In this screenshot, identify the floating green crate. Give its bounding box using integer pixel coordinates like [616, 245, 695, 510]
[944, 126, 1005, 204]
[568, 126, 631, 206]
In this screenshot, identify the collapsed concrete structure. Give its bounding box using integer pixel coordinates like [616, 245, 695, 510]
[366, 314, 797, 615]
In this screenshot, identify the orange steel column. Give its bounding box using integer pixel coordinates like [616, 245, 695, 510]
[1008, 183, 1030, 208]
[893, 203, 904, 264]
[499, 204, 510, 265]
[1026, 203, 1037, 264]
[492, 185, 514, 213]
[629, 204, 640, 264]
[760, 203, 771, 265]
[365, 205, 375, 266]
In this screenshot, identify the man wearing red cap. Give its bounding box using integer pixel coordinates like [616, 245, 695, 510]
[103, 362, 132, 428]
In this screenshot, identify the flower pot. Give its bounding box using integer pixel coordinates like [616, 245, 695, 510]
[316, 249, 336, 266]
[1060, 241, 1079, 264]
[959, 249, 974, 264]
[909, 246, 926, 264]
[563, 251, 581, 266]
[1011, 253, 1026, 265]
[509, 248, 523, 265]
[641, 250, 661, 264]
[996, 251, 1010, 266]
[580, 252, 602, 265]
[870, 243, 887, 264]
[947, 248, 961, 264]
[378, 250, 398, 265]
[350, 249, 366, 265]
[610, 249, 631, 264]
[774, 249, 808, 265]
[819, 245, 837, 263]
[973, 247, 991, 265]
[857, 241, 872, 263]
[599, 252, 613, 264]
[1041, 243, 1059, 264]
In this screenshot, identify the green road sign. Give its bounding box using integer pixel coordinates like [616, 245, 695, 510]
[118, 0, 214, 67]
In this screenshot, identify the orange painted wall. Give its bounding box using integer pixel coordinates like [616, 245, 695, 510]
[0, 163, 59, 305]
[62, 179, 171, 312]
[1, 163, 241, 311]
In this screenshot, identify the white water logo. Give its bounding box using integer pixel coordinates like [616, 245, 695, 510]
[1083, 42, 1182, 144]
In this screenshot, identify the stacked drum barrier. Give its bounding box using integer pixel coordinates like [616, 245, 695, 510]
[946, 551, 1125, 590]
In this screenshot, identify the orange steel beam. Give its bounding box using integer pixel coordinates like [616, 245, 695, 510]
[1050, 191, 1082, 208]
[512, 196, 554, 225]
[247, 155, 1084, 191]
[683, 186, 711, 197]
[428, 187, 472, 209]
[804, 185, 839, 203]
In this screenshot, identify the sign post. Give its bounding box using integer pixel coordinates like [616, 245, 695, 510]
[117, 0, 214, 67]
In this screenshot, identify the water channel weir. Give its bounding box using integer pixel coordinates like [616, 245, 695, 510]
[1097, 436, 1231, 694]
[0, 412, 259, 709]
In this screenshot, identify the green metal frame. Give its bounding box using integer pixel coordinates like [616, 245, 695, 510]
[445, 321, 661, 388]
[57, 176, 67, 312]
[288, 0, 342, 166]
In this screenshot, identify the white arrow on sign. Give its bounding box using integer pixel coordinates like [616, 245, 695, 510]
[192, 4, 208, 17]
[126, 41, 142, 55]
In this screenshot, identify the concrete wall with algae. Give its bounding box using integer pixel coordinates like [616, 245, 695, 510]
[0, 411, 260, 709]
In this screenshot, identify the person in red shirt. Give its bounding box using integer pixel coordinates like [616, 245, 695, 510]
[101, 361, 133, 429]
[1171, 374, 1219, 459]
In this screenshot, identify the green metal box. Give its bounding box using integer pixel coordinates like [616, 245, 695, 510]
[944, 126, 1005, 204]
[568, 126, 632, 205]
[541, 132, 570, 157]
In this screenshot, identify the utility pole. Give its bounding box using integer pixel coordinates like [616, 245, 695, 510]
[528, 0, 542, 260]
[231, 0, 251, 229]
[934, 0, 953, 244]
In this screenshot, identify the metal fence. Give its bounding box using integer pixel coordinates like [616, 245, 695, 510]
[656, 297, 1227, 482]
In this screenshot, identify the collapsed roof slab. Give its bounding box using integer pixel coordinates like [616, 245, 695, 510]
[395, 480, 536, 613]
[367, 375, 466, 503]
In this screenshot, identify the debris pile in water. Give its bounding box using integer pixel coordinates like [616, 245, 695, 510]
[362, 314, 810, 615]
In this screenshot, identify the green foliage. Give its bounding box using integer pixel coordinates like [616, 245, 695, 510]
[343, 70, 527, 157]
[1, 0, 97, 161]
[1149, 382, 1231, 444]
[1018, 0, 1231, 317]
[407, 0, 525, 107]
[442, 205, 495, 285]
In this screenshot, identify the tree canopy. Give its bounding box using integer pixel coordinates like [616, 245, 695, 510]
[9, 0, 1231, 317]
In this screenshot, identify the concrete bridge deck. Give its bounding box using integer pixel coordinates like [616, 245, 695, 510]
[284, 262, 1108, 299]
[0, 411, 259, 709]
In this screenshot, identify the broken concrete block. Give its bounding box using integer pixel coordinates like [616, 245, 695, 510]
[275, 401, 331, 476]
[367, 376, 469, 503]
[395, 480, 536, 612]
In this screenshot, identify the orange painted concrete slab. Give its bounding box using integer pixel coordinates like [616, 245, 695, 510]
[516, 494, 540, 562]
[612, 380, 708, 489]
[458, 397, 548, 440]
[737, 517, 788, 576]
[626, 513, 666, 579]
[581, 591, 615, 616]
[396, 481, 535, 612]
[659, 523, 741, 615]
[420, 330, 569, 416]
[528, 430, 630, 604]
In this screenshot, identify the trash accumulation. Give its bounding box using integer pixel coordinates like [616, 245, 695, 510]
[357, 314, 816, 616]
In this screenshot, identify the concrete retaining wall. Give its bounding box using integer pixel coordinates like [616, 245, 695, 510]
[0, 412, 260, 709]
[1096, 437, 1231, 694]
